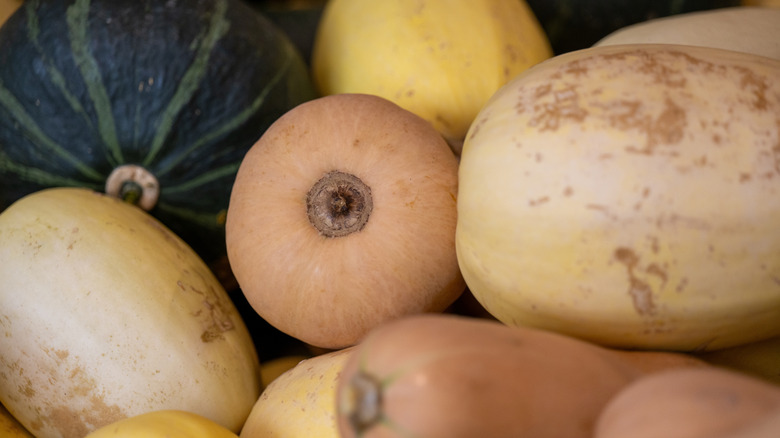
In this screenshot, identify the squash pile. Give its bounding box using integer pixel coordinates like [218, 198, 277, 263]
[1, 1, 780, 437]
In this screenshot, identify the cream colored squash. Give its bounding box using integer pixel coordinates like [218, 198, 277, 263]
[311, 0, 552, 153]
[240, 348, 351, 438]
[457, 44, 780, 352]
[594, 7, 780, 60]
[0, 188, 261, 438]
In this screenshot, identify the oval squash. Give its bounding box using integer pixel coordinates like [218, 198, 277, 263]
[311, 0, 552, 153]
[336, 313, 706, 438]
[0, 0, 316, 265]
[594, 7, 780, 60]
[457, 44, 780, 351]
[84, 410, 238, 438]
[594, 367, 780, 438]
[0, 187, 261, 438]
[226, 93, 465, 349]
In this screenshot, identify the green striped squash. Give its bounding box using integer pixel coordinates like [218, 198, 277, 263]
[0, 0, 316, 265]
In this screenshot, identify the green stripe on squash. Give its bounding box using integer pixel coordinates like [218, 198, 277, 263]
[0, 0, 317, 265]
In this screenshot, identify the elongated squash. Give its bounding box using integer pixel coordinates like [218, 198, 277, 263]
[84, 410, 239, 438]
[457, 44, 780, 351]
[0, 187, 261, 438]
[336, 314, 705, 438]
[594, 7, 780, 60]
[594, 367, 780, 438]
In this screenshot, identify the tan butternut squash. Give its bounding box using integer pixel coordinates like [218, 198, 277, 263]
[594, 367, 780, 438]
[336, 314, 705, 438]
[226, 93, 465, 349]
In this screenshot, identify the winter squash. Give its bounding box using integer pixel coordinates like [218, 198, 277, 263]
[311, 0, 552, 153]
[0, 0, 316, 265]
[594, 7, 780, 60]
[226, 93, 465, 349]
[336, 314, 705, 438]
[594, 367, 780, 438]
[0, 187, 261, 438]
[457, 44, 780, 352]
[84, 410, 239, 438]
[241, 348, 351, 438]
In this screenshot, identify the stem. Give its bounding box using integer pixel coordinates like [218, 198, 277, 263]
[104, 164, 160, 210]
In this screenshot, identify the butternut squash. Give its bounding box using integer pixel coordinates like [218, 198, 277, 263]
[226, 93, 465, 349]
[594, 367, 780, 438]
[336, 314, 705, 438]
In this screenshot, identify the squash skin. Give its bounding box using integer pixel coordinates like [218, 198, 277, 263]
[594, 367, 780, 438]
[335, 314, 705, 438]
[226, 93, 465, 349]
[311, 0, 552, 152]
[0, 0, 316, 264]
[594, 7, 780, 60]
[84, 410, 239, 438]
[241, 348, 351, 438]
[0, 187, 261, 438]
[457, 44, 780, 351]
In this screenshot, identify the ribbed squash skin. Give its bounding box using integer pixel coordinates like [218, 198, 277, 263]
[0, 0, 316, 263]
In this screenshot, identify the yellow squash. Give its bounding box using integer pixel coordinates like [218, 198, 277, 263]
[0, 188, 261, 438]
[311, 0, 552, 153]
[84, 410, 238, 438]
[595, 7, 780, 60]
[457, 44, 780, 352]
[240, 348, 352, 438]
[1, 402, 33, 438]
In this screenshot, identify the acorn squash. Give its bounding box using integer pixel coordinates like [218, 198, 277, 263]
[457, 44, 780, 352]
[0, 0, 316, 264]
[0, 187, 262, 438]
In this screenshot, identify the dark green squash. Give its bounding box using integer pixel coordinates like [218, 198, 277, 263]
[0, 0, 316, 266]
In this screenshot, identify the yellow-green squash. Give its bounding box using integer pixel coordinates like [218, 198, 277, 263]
[0, 188, 261, 438]
[457, 44, 780, 352]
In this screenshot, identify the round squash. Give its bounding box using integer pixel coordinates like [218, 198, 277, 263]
[226, 93, 465, 349]
[0, 187, 261, 438]
[594, 367, 780, 438]
[336, 313, 705, 438]
[457, 44, 780, 352]
[84, 410, 238, 438]
[0, 0, 316, 265]
[311, 0, 552, 153]
[241, 348, 351, 438]
[594, 7, 780, 60]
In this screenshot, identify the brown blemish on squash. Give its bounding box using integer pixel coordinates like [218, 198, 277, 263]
[614, 247, 657, 316]
[528, 196, 549, 207]
[528, 84, 588, 132]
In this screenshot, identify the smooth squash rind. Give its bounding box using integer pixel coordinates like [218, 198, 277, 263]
[457, 44, 780, 351]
